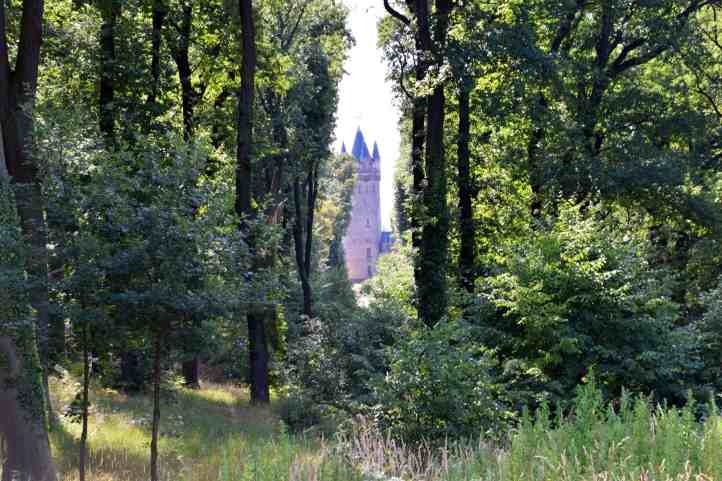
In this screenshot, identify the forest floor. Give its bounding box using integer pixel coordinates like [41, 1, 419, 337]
[45, 376, 722, 481]
[48, 376, 354, 481]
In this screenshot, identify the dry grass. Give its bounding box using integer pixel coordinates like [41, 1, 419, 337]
[6, 378, 721, 481]
[47, 376, 346, 481]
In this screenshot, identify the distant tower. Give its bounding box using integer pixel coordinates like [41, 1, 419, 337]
[342, 127, 382, 283]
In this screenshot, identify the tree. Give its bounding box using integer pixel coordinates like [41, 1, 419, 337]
[1, 3, 59, 477]
[0, 178, 56, 481]
[383, 0, 453, 327]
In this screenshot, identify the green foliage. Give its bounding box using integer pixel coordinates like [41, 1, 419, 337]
[372, 319, 514, 442]
[475, 203, 701, 402]
[276, 394, 324, 434]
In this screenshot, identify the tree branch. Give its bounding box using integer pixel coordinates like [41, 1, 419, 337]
[384, 0, 410, 26]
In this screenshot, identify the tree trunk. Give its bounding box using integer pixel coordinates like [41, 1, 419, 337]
[416, 0, 453, 328]
[0, 332, 57, 481]
[146, 0, 165, 110]
[150, 330, 163, 481]
[247, 305, 271, 404]
[235, 0, 256, 220]
[456, 85, 475, 292]
[2, 0, 52, 413]
[235, 0, 270, 405]
[79, 322, 90, 481]
[99, 0, 118, 143]
[0, 121, 6, 178]
[182, 357, 200, 389]
[292, 175, 313, 317]
[173, 3, 196, 141]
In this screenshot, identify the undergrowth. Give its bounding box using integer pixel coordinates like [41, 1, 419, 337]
[37, 377, 722, 481]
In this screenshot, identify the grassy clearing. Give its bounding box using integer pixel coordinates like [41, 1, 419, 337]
[47, 376, 357, 481]
[42, 378, 722, 481]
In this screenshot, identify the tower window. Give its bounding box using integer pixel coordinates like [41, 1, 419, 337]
[366, 218, 370, 227]
[366, 247, 371, 258]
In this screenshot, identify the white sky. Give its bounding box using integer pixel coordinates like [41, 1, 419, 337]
[334, 0, 400, 231]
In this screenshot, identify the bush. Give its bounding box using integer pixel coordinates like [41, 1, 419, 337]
[372, 319, 514, 442]
[277, 395, 324, 433]
[474, 203, 701, 404]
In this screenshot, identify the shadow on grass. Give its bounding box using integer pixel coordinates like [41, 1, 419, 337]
[50, 420, 185, 481]
[49, 379, 290, 481]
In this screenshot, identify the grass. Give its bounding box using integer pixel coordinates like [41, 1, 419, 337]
[10, 377, 720, 481]
[336, 384, 722, 481]
[47, 376, 358, 481]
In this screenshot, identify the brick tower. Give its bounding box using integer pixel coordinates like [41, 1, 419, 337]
[342, 127, 383, 283]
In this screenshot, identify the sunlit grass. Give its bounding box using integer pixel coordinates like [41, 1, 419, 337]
[43, 377, 722, 481]
[48, 376, 353, 481]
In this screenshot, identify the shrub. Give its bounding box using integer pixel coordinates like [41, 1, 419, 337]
[277, 394, 324, 433]
[475, 203, 701, 404]
[372, 319, 514, 442]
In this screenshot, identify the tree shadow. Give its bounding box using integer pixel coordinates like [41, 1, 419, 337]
[49, 381, 282, 481]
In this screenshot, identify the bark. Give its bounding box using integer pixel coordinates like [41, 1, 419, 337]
[79, 323, 89, 481]
[0, 332, 57, 481]
[2, 0, 52, 412]
[417, 0, 453, 328]
[456, 85, 475, 292]
[292, 173, 315, 318]
[247, 306, 270, 404]
[0, 121, 6, 178]
[235, 0, 270, 404]
[99, 0, 118, 143]
[171, 3, 197, 141]
[146, 0, 165, 109]
[235, 0, 256, 220]
[182, 357, 201, 389]
[150, 330, 163, 481]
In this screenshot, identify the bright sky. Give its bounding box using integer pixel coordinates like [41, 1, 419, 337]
[334, 0, 400, 231]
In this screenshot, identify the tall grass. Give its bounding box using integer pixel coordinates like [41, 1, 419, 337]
[16, 377, 719, 481]
[45, 376, 356, 481]
[332, 384, 722, 481]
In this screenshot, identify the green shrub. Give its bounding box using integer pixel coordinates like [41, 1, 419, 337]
[372, 319, 514, 442]
[277, 394, 324, 433]
[475, 203, 700, 404]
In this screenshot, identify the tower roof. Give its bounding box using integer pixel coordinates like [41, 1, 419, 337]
[340, 142, 347, 155]
[351, 127, 371, 161]
[372, 141, 380, 162]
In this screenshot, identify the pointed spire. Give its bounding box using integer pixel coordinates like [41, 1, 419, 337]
[351, 127, 371, 161]
[372, 141, 380, 162]
[340, 142, 347, 155]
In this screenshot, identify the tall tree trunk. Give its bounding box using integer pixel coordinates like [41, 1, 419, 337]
[2, 0, 53, 415]
[235, 0, 256, 221]
[247, 306, 270, 403]
[236, 0, 270, 404]
[182, 357, 200, 389]
[0, 332, 57, 481]
[79, 322, 90, 481]
[146, 0, 165, 110]
[99, 0, 118, 143]
[0, 121, 6, 178]
[150, 329, 163, 481]
[292, 175, 313, 318]
[416, 0, 453, 328]
[173, 3, 196, 141]
[456, 84, 475, 292]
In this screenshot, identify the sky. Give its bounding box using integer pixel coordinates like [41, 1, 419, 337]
[334, 0, 401, 231]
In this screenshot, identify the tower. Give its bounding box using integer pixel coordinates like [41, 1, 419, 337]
[342, 127, 382, 283]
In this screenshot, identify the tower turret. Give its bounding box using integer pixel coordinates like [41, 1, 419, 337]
[372, 142, 380, 163]
[342, 128, 383, 282]
[351, 127, 371, 161]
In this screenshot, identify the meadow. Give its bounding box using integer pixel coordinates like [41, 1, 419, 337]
[41, 376, 722, 481]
